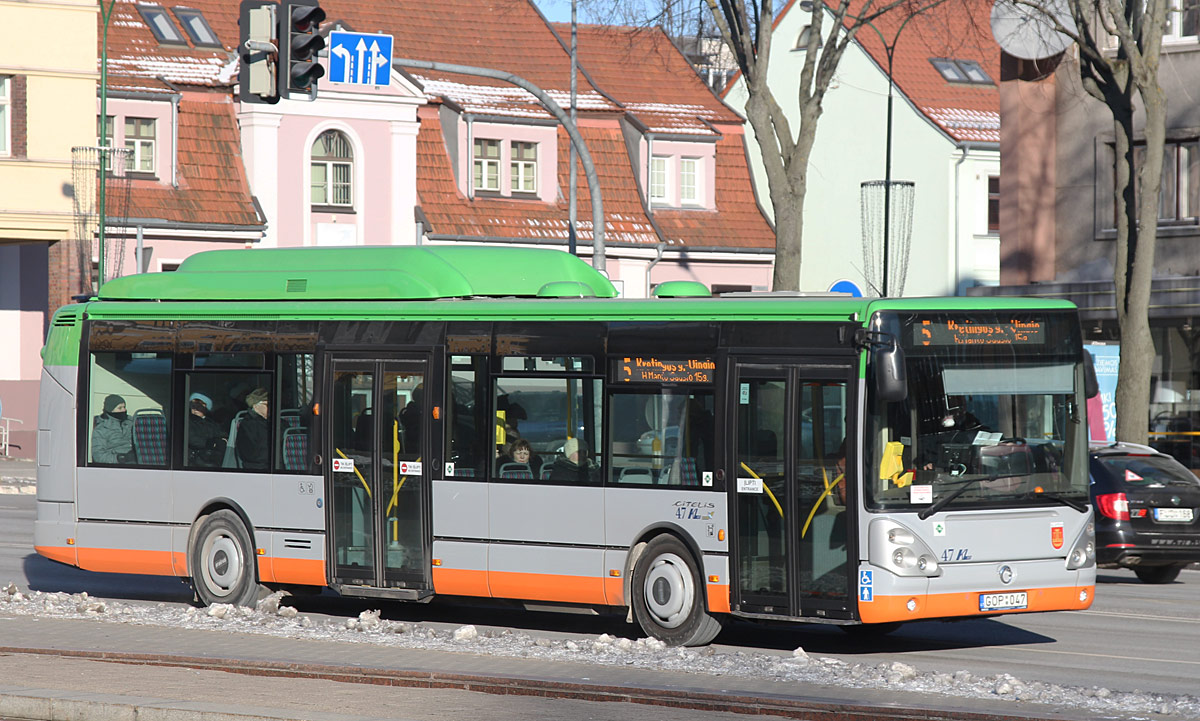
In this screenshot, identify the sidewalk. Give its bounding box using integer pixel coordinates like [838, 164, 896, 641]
[0, 456, 36, 495]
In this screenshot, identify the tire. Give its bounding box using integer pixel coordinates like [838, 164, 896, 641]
[191, 510, 260, 607]
[630, 535, 722, 646]
[1134, 564, 1183, 584]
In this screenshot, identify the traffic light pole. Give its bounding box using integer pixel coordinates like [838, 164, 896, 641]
[97, 0, 117, 294]
[394, 58, 606, 273]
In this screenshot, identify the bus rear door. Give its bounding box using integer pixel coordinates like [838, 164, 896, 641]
[730, 360, 856, 621]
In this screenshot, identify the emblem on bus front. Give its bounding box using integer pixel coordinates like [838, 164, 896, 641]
[998, 565, 1014, 584]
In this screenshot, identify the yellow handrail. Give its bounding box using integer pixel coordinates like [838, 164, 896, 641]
[739, 461, 783, 518]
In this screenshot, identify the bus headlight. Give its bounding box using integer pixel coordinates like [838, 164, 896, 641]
[1064, 519, 1096, 570]
[870, 519, 942, 577]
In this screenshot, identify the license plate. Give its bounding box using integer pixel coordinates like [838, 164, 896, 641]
[1153, 507, 1194, 522]
[979, 592, 1028, 611]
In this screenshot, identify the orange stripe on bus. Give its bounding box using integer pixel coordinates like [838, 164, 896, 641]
[603, 575, 624, 606]
[858, 584, 1094, 624]
[432, 567, 489, 597]
[706, 583, 730, 614]
[267, 557, 326, 586]
[488, 570, 606, 605]
[75, 548, 176, 577]
[34, 546, 77, 567]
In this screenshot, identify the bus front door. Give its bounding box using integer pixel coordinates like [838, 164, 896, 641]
[326, 357, 431, 595]
[731, 362, 854, 620]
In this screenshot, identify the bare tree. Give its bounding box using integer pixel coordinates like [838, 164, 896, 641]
[1022, 0, 1172, 443]
[703, 0, 943, 291]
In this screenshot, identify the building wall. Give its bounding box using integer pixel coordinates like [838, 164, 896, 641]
[724, 9, 995, 297]
[0, 0, 98, 457]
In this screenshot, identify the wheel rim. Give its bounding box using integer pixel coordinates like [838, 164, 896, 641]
[201, 530, 243, 599]
[642, 552, 695, 629]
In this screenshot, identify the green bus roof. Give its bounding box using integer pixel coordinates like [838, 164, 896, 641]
[96, 246, 619, 301]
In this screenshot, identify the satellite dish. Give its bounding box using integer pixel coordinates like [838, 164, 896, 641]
[990, 0, 1077, 60]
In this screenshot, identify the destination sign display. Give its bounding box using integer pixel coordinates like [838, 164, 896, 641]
[914, 318, 1045, 346]
[616, 356, 716, 384]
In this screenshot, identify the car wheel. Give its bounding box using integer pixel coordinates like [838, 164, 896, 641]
[1133, 564, 1183, 584]
[631, 535, 722, 646]
[191, 510, 260, 607]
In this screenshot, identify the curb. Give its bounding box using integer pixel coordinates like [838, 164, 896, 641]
[0, 690, 392, 721]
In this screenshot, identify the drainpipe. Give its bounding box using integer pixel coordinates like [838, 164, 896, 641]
[646, 134, 654, 214]
[169, 92, 180, 187]
[466, 115, 474, 200]
[135, 225, 144, 273]
[953, 144, 972, 296]
[645, 242, 666, 297]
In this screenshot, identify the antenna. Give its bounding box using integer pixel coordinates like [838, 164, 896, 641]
[990, 0, 1076, 61]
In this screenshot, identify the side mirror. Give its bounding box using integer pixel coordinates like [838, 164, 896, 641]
[875, 338, 908, 403]
[1083, 349, 1100, 399]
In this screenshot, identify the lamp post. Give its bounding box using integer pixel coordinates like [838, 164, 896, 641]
[97, 0, 117, 293]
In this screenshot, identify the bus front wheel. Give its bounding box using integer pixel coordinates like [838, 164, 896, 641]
[631, 534, 722, 646]
[191, 510, 259, 607]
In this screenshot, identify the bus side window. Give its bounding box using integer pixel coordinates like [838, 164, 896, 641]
[446, 355, 488, 480]
[88, 352, 172, 467]
[608, 389, 714, 486]
[275, 354, 315, 474]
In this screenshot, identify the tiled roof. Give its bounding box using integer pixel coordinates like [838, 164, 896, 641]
[652, 131, 775, 249]
[127, 92, 261, 228]
[103, 0, 237, 90]
[551, 24, 742, 136]
[416, 110, 658, 245]
[840, 0, 1001, 144]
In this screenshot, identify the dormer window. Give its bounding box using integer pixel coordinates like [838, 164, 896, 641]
[173, 8, 221, 48]
[137, 4, 187, 45]
[930, 58, 993, 85]
[650, 156, 669, 202]
[473, 139, 500, 192]
[680, 158, 700, 205]
[511, 141, 538, 194]
[124, 117, 157, 174]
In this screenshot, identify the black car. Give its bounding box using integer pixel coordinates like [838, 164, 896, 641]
[1089, 443, 1200, 583]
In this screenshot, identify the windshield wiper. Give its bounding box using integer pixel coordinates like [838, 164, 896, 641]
[1030, 491, 1088, 513]
[917, 473, 1020, 520]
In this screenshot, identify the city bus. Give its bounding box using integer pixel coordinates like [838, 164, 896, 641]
[34, 246, 1097, 646]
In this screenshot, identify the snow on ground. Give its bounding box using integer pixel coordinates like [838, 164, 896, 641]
[2, 582, 1196, 719]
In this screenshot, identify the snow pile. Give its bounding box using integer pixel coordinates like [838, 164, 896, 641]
[0, 583, 1197, 718]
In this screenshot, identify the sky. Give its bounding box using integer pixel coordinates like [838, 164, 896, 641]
[534, 0, 575, 23]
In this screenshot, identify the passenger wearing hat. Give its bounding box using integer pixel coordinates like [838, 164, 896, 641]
[548, 437, 595, 483]
[187, 392, 225, 467]
[92, 394, 134, 464]
[236, 387, 270, 470]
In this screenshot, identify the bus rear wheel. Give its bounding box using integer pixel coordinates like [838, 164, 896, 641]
[191, 510, 259, 607]
[631, 535, 722, 646]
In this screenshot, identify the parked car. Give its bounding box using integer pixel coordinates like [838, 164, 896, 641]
[1089, 443, 1200, 583]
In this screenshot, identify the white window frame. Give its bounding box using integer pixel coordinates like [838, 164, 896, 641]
[510, 141, 538, 194]
[1165, 0, 1199, 41]
[650, 155, 669, 203]
[311, 130, 354, 208]
[124, 117, 156, 174]
[1159, 139, 1199, 224]
[680, 157, 701, 206]
[0, 76, 10, 157]
[473, 138, 500, 192]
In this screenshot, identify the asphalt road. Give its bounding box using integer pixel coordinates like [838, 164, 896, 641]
[3, 493, 1197, 701]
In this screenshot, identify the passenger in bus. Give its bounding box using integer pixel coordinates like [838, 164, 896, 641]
[92, 394, 134, 464]
[236, 387, 270, 470]
[548, 437, 594, 483]
[500, 437, 542, 477]
[187, 392, 226, 467]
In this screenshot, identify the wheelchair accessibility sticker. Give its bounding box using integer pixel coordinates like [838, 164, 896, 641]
[858, 570, 874, 602]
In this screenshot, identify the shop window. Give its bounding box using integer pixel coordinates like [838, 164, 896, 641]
[493, 375, 602, 484]
[88, 352, 173, 466]
[609, 389, 714, 486]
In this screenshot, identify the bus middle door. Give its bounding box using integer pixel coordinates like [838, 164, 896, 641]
[730, 361, 855, 621]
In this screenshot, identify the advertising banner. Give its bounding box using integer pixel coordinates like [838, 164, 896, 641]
[1086, 344, 1120, 444]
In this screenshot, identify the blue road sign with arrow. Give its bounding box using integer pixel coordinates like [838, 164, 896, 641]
[328, 31, 393, 86]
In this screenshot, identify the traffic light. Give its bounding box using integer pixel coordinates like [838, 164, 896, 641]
[279, 1, 326, 100]
[238, 0, 279, 104]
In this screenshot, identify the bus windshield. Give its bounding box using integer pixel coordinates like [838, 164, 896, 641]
[865, 311, 1089, 512]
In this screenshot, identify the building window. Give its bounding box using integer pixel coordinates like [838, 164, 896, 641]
[1166, 0, 1199, 40]
[473, 138, 500, 192]
[173, 8, 221, 47]
[311, 130, 354, 207]
[650, 155, 668, 202]
[794, 25, 822, 51]
[930, 58, 993, 85]
[987, 175, 1000, 233]
[511, 141, 537, 194]
[1160, 140, 1199, 223]
[680, 158, 700, 205]
[98, 115, 114, 146]
[0, 76, 9, 156]
[137, 4, 187, 45]
[124, 117, 156, 173]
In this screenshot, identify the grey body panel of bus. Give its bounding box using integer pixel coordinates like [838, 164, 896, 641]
[34, 365, 78, 554]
